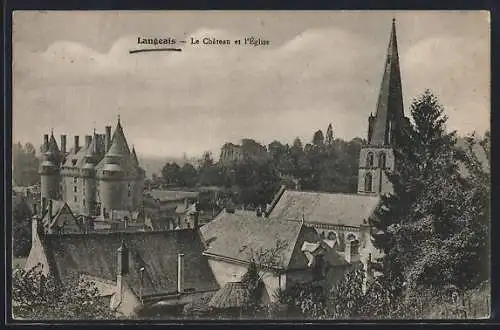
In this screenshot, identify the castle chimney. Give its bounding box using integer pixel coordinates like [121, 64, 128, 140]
[105, 126, 112, 152]
[74, 136, 80, 152]
[43, 134, 49, 152]
[60, 135, 67, 154]
[85, 135, 92, 148]
[177, 253, 185, 294]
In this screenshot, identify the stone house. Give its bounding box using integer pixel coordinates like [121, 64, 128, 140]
[199, 210, 360, 304]
[24, 218, 219, 318]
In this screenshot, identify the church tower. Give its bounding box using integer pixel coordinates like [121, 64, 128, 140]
[357, 19, 410, 196]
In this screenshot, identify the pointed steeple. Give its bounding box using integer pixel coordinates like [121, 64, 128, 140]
[369, 18, 406, 146]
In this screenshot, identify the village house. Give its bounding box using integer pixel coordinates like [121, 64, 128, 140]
[143, 190, 199, 230]
[25, 217, 219, 318]
[199, 210, 362, 306]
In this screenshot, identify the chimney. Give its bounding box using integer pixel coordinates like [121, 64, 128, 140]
[74, 135, 80, 152]
[43, 134, 49, 152]
[117, 241, 129, 275]
[105, 126, 112, 152]
[85, 135, 92, 148]
[345, 239, 360, 264]
[360, 220, 371, 248]
[193, 209, 199, 230]
[60, 135, 67, 154]
[177, 253, 184, 294]
[41, 197, 47, 217]
[48, 199, 53, 219]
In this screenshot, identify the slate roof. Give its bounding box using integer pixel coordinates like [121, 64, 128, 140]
[208, 281, 246, 309]
[148, 190, 199, 203]
[267, 190, 380, 227]
[42, 229, 219, 298]
[200, 211, 320, 270]
[369, 19, 408, 146]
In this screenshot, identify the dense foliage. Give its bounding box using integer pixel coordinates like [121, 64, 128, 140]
[13, 142, 40, 187]
[12, 264, 118, 320]
[13, 196, 33, 258]
[158, 126, 363, 209]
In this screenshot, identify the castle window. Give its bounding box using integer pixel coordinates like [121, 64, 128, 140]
[378, 152, 386, 169]
[364, 173, 373, 192]
[83, 199, 86, 207]
[366, 152, 374, 167]
[73, 177, 77, 183]
[74, 196, 77, 202]
[346, 233, 356, 241]
[74, 186, 77, 193]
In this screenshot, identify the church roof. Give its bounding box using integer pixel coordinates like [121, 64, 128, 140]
[369, 19, 407, 146]
[42, 229, 219, 298]
[267, 190, 380, 227]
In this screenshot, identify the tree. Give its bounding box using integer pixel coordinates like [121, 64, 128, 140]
[312, 130, 324, 146]
[12, 264, 118, 320]
[13, 196, 32, 257]
[372, 90, 490, 311]
[13, 142, 40, 187]
[161, 162, 181, 185]
[179, 163, 198, 187]
[325, 124, 334, 145]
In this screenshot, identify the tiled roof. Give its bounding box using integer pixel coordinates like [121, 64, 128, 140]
[148, 190, 199, 202]
[268, 190, 380, 227]
[200, 211, 320, 270]
[43, 229, 219, 297]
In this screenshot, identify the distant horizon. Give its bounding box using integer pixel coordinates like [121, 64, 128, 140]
[13, 11, 490, 158]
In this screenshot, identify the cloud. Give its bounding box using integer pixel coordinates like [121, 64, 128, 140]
[13, 23, 489, 159]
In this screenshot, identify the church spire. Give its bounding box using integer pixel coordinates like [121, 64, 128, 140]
[368, 18, 405, 146]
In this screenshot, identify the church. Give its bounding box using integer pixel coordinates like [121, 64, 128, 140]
[37, 117, 146, 232]
[267, 19, 408, 265]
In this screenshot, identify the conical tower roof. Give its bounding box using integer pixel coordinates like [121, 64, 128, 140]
[369, 19, 406, 146]
[131, 146, 139, 166]
[47, 131, 60, 154]
[106, 116, 131, 157]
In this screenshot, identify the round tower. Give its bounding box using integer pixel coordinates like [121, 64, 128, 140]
[39, 135, 61, 202]
[81, 145, 98, 216]
[99, 158, 126, 215]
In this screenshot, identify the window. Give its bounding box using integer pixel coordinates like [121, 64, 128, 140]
[378, 152, 386, 169]
[319, 231, 325, 239]
[73, 177, 77, 183]
[74, 196, 77, 202]
[327, 231, 337, 241]
[346, 233, 356, 241]
[74, 186, 77, 193]
[364, 173, 373, 192]
[83, 199, 86, 207]
[366, 152, 374, 167]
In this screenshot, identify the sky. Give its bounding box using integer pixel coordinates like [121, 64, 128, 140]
[12, 11, 490, 158]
